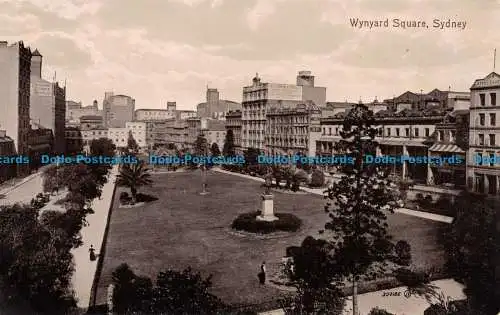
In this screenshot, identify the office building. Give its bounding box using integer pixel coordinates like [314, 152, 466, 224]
[103, 92, 135, 128]
[197, 87, 241, 119]
[225, 110, 242, 154]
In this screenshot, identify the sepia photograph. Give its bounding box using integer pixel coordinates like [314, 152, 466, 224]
[0, 0, 499, 314]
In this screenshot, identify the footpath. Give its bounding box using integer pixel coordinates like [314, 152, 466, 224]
[71, 165, 118, 309]
[0, 171, 42, 196]
[213, 168, 463, 315]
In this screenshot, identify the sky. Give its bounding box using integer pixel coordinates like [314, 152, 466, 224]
[1, 0, 499, 110]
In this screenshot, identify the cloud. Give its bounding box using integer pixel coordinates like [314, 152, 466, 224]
[0, 0, 103, 19]
[246, 0, 287, 31]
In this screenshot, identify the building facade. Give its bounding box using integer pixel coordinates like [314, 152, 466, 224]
[103, 92, 135, 128]
[165, 119, 189, 149]
[202, 120, 226, 151]
[318, 106, 447, 182]
[28, 127, 53, 170]
[467, 72, 500, 195]
[64, 127, 83, 155]
[135, 109, 175, 121]
[225, 110, 242, 154]
[66, 100, 102, 126]
[0, 41, 32, 176]
[125, 122, 147, 148]
[145, 120, 168, 149]
[265, 101, 321, 156]
[29, 49, 66, 154]
[0, 130, 16, 183]
[241, 71, 326, 152]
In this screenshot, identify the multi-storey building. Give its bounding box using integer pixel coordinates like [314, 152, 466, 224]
[225, 110, 242, 154]
[187, 117, 203, 146]
[103, 92, 135, 128]
[64, 127, 83, 155]
[0, 41, 32, 176]
[241, 71, 326, 152]
[66, 100, 102, 126]
[80, 115, 107, 151]
[318, 106, 447, 182]
[29, 49, 66, 154]
[107, 128, 128, 149]
[28, 127, 54, 170]
[197, 87, 241, 120]
[145, 120, 168, 149]
[165, 118, 189, 149]
[467, 72, 500, 195]
[135, 109, 175, 121]
[427, 109, 469, 188]
[384, 89, 470, 112]
[175, 110, 197, 120]
[265, 101, 321, 156]
[126, 122, 147, 148]
[201, 120, 226, 151]
[0, 130, 16, 183]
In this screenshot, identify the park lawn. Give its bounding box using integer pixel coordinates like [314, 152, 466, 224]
[94, 170, 448, 308]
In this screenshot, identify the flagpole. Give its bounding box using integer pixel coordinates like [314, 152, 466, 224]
[494, 48, 496, 71]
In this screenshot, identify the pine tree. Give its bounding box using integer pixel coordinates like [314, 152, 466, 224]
[222, 130, 235, 156]
[322, 103, 410, 315]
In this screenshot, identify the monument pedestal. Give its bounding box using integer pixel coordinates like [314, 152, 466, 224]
[256, 194, 278, 222]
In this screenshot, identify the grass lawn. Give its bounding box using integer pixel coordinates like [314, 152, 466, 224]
[93, 170, 448, 308]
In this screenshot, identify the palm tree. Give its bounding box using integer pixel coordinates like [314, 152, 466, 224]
[116, 161, 153, 204]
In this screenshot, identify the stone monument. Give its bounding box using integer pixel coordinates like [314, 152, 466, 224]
[257, 172, 278, 222]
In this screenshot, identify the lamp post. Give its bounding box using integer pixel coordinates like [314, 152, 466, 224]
[200, 138, 209, 195]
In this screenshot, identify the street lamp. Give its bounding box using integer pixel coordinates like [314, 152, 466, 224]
[200, 138, 209, 195]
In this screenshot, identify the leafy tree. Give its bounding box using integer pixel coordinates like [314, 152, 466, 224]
[444, 192, 500, 315]
[90, 137, 116, 158]
[309, 168, 325, 188]
[291, 169, 308, 191]
[0, 204, 77, 314]
[194, 134, 209, 156]
[126, 131, 139, 155]
[281, 236, 345, 314]
[111, 264, 224, 314]
[222, 129, 235, 156]
[244, 148, 260, 167]
[368, 308, 394, 315]
[116, 161, 153, 204]
[321, 103, 409, 315]
[210, 143, 221, 157]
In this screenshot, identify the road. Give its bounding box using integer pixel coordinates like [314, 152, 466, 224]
[0, 173, 44, 206]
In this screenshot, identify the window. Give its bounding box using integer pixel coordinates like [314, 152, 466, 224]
[491, 93, 497, 106]
[438, 130, 444, 141]
[489, 134, 496, 146]
[480, 93, 486, 106]
[335, 127, 339, 135]
[490, 113, 496, 126]
[396, 128, 400, 137]
[414, 128, 419, 137]
[405, 128, 410, 137]
[328, 128, 332, 135]
[386, 128, 391, 136]
[478, 134, 484, 145]
[490, 154, 495, 167]
[479, 113, 485, 126]
[425, 128, 430, 137]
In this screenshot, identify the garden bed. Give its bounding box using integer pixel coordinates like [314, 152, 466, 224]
[231, 211, 302, 234]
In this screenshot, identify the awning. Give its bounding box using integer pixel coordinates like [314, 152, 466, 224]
[428, 143, 465, 153]
[377, 139, 427, 147]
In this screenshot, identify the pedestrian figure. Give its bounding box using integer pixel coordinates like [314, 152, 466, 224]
[258, 261, 266, 285]
[89, 245, 96, 261]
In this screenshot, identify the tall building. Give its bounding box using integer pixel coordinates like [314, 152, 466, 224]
[0, 41, 32, 176]
[225, 110, 242, 154]
[241, 71, 326, 152]
[196, 87, 241, 119]
[29, 49, 66, 154]
[103, 92, 135, 128]
[467, 72, 500, 195]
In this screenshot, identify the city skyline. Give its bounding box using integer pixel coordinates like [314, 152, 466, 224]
[1, 0, 499, 110]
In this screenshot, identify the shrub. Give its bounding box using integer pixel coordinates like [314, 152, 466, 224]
[433, 195, 453, 212]
[393, 240, 412, 266]
[368, 307, 395, 315]
[136, 193, 158, 203]
[423, 304, 447, 315]
[309, 169, 325, 188]
[119, 192, 129, 200]
[394, 268, 430, 287]
[291, 170, 308, 191]
[231, 211, 302, 234]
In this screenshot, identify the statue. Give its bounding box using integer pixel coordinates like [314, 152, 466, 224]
[264, 172, 273, 195]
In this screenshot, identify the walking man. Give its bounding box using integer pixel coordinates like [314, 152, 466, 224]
[89, 245, 96, 261]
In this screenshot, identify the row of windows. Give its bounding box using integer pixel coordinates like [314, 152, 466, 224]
[477, 113, 496, 126]
[321, 126, 431, 138]
[478, 92, 497, 106]
[477, 134, 496, 146]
